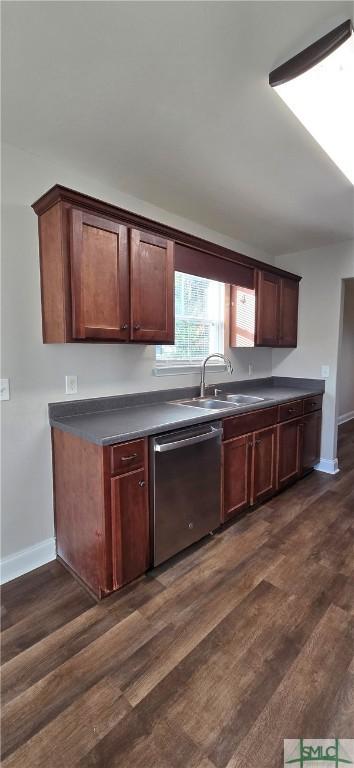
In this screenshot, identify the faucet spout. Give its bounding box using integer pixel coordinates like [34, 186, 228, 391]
[200, 353, 234, 398]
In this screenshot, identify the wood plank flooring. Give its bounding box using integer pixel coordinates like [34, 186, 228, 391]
[1, 421, 353, 768]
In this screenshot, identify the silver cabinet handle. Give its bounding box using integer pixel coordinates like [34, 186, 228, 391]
[138, 480, 145, 487]
[154, 426, 223, 453]
[121, 453, 138, 462]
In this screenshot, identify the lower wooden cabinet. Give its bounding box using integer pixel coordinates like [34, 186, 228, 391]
[222, 425, 277, 520]
[277, 417, 302, 489]
[222, 397, 323, 520]
[302, 410, 322, 473]
[223, 435, 251, 520]
[251, 426, 277, 505]
[111, 467, 149, 589]
[52, 428, 150, 598]
[52, 395, 323, 598]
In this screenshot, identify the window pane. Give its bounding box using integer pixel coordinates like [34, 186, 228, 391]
[156, 271, 224, 363]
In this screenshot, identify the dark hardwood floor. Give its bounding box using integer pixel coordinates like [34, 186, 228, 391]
[1, 421, 353, 768]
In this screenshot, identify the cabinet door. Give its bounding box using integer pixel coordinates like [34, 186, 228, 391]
[130, 229, 174, 342]
[255, 270, 280, 346]
[277, 418, 301, 490]
[70, 209, 129, 340]
[223, 435, 251, 521]
[251, 426, 277, 505]
[111, 468, 150, 588]
[279, 278, 299, 347]
[302, 411, 322, 474]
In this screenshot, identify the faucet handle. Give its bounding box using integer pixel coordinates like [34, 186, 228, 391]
[214, 388, 223, 397]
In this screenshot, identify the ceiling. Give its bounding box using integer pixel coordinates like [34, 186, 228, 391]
[2, 1, 354, 255]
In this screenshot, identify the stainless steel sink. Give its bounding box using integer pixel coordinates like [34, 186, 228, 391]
[174, 393, 275, 410]
[177, 398, 236, 410]
[221, 394, 273, 404]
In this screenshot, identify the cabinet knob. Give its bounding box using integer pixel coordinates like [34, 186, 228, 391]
[255, 439, 262, 445]
[133, 323, 141, 331]
[120, 323, 128, 331]
[138, 480, 145, 487]
[288, 408, 295, 413]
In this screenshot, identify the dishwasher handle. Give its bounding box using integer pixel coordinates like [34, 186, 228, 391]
[154, 425, 223, 453]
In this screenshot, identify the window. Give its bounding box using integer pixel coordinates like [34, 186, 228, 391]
[156, 271, 225, 366]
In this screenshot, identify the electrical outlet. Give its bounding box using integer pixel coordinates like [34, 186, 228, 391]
[321, 365, 330, 379]
[65, 375, 78, 395]
[0, 379, 10, 400]
[248, 364, 254, 377]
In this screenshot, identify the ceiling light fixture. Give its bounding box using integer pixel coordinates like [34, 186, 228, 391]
[269, 19, 354, 185]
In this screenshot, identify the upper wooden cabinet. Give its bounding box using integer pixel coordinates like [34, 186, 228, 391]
[71, 210, 130, 341]
[255, 270, 280, 346]
[279, 277, 299, 347]
[130, 230, 174, 343]
[256, 270, 299, 347]
[33, 185, 300, 346]
[34, 198, 174, 343]
[230, 269, 299, 349]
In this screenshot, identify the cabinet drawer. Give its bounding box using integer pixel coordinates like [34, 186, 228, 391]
[278, 400, 303, 422]
[223, 406, 278, 441]
[303, 394, 323, 414]
[110, 439, 145, 475]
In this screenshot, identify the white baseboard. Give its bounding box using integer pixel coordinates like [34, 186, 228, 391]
[338, 411, 354, 425]
[0, 537, 56, 585]
[314, 458, 340, 475]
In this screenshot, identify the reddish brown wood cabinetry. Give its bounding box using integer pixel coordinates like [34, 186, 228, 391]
[255, 270, 280, 346]
[255, 270, 299, 348]
[52, 429, 150, 598]
[34, 198, 174, 344]
[222, 396, 323, 519]
[277, 417, 302, 489]
[222, 411, 277, 520]
[130, 230, 174, 343]
[302, 410, 322, 474]
[279, 277, 299, 347]
[111, 467, 149, 589]
[231, 270, 299, 349]
[223, 435, 251, 520]
[70, 210, 130, 341]
[251, 426, 277, 504]
[52, 395, 322, 598]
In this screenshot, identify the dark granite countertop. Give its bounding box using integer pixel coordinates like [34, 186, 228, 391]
[49, 377, 324, 446]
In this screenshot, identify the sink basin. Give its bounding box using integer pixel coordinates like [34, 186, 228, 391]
[221, 394, 273, 404]
[177, 398, 236, 410]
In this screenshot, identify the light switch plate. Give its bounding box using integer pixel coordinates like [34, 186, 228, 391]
[65, 375, 78, 394]
[321, 365, 330, 379]
[0, 379, 10, 400]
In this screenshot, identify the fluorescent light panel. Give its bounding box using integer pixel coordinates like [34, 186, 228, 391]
[271, 24, 354, 185]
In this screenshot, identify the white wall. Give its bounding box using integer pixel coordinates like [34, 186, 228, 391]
[338, 278, 354, 422]
[272, 241, 354, 465]
[1, 143, 274, 565]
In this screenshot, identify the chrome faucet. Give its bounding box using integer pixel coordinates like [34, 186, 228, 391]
[200, 353, 234, 398]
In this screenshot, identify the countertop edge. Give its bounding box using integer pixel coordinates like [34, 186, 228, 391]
[49, 388, 324, 446]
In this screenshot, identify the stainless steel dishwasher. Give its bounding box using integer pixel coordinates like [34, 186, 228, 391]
[150, 421, 222, 566]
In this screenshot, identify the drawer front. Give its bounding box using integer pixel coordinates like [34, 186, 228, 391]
[303, 394, 323, 414]
[223, 406, 278, 441]
[111, 439, 145, 476]
[278, 400, 303, 423]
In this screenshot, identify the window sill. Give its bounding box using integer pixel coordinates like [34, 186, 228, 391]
[153, 363, 227, 377]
